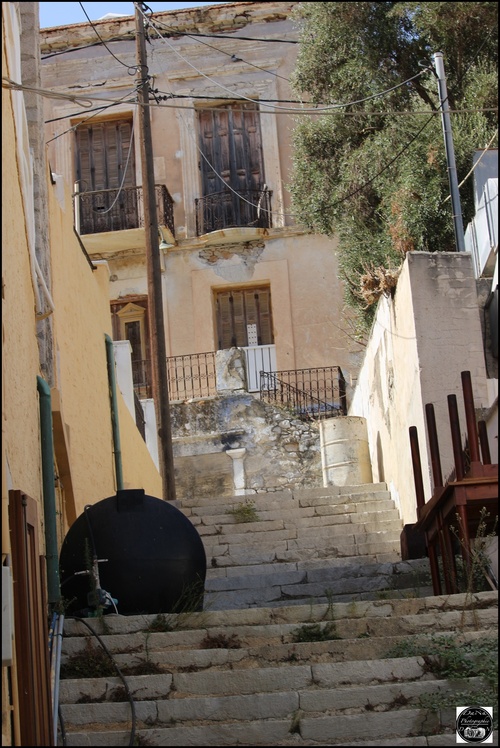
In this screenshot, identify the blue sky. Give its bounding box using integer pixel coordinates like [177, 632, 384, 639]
[39, 2, 230, 29]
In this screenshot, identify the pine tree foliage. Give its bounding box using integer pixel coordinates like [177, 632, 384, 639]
[290, 2, 498, 332]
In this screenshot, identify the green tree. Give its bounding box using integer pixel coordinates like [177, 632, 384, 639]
[290, 2, 498, 333]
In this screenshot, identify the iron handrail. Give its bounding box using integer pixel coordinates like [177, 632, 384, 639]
[195, 187, 272, 235]
[260, 366, 347, 420]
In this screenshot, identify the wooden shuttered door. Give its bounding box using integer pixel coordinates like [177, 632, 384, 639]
[198, 103, 265, 229]
[76, 119, 135, 191]
[75, 119, 137, 233]
[9, 491, 53, 746]
[216, 287, 273, 349]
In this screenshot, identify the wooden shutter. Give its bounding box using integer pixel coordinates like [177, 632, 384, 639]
[199, 103, 265, 197]
[75, 119, 135, 192]
[215, 287, 273, 349]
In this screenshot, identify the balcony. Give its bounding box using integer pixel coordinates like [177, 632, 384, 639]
[74, 184, 175, 255]
[195, 188, 272, 236]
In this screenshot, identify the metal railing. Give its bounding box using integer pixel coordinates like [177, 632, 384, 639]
[132, 352, 217, 401]
[75, 184, 174, 236]
[133, 390, 146, 441]
[195, 188, 272, 235]
[260, 366, 347, 420]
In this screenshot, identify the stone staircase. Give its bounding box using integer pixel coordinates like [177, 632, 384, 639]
[57, 483, 498, 746]
[183, 484, 433, 609]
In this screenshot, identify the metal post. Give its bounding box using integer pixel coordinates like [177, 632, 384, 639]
[135, 3, 176, 500]
[432, 52, 466, 252]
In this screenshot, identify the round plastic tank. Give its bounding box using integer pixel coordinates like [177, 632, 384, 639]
[59, 489, 206, 615]
[320, 416, 373, 486]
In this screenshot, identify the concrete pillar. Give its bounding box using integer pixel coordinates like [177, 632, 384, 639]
[227, 448, 247, 495]
[113, 340, 135, 419]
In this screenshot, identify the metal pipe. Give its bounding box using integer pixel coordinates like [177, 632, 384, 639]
[432, 52, 466, 253]
[105, 335, 124, 491]
[409, 426, 426, 512]
[478, 420, 491, 464]
[461, 370, 480, 463]
[447, 394, 465, 480]
[36, 376, 61, 605]
[425, 403, 443, 488]
[52, 613, 64, 745]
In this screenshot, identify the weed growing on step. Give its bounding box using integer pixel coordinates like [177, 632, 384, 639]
[143, 577, 206, 634]
[385, 634, 498, 724]
[289, 709, 303, 735]
[200, 632, 242, 649]
[226, 499, 260, 523]
[291, 621, 341, 643]
[60, 638, 116, 679]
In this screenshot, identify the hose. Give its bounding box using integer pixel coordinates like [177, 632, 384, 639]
[70, 617, 136, 746]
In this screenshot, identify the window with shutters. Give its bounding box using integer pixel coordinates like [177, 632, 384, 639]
[75, 118, 138, 234]
[196, 103, 272, 234]
[215, 287, 274, 350]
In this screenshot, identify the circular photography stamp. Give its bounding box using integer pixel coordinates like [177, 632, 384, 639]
[456, 706, 493, 743]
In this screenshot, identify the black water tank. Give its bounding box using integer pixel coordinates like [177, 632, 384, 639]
[59, 489, 206, 615]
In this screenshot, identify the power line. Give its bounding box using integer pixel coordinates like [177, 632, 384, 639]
[44, 88, 139, 145]
[139, 5, 434, 114]
[441, 128, 499, 204]
[146, 13, 291, 82]
[79, 2, 139, 74]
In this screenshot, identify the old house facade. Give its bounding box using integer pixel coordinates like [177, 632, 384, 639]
[39, 1, 359, 494]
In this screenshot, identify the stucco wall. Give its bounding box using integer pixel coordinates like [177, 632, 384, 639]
[48, 179, 162, 515]
[2, 13, 43, 515]
[350, 252, 490, 525]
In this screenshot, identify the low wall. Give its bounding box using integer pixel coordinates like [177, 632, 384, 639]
[350, 252, 490, 525]
[171, 393, 322, 499]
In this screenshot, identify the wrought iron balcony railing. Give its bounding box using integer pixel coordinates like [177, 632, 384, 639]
[75, 184, 174, 237]
[260, 366, 347, 421]
[132, 352, 217, 401]
[195, 188, 272, 236]
[132, 353, 347, 425]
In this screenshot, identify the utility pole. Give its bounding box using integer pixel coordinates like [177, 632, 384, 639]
[433, 51, 466, 253]
[135, 2, 176, 500]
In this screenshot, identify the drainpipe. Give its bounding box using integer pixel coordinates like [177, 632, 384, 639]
[36, 376, 61, 606]
[105, 334, 124, 491]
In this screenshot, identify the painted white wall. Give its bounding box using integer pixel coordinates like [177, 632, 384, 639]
[350, 251, 493, 525]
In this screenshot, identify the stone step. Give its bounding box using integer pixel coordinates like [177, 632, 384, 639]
[61, 592, 497, 660]
[58, 591, 497, 745]
[61, 624, 496, 676]
[185, 498, 398, 523]
[194, 510, 403, 537]
[179, 483, 390, 510]
[203, 557, 433, 610]
[204, 527, 403, 554]
[58, 687, 494, 745]
[63, 590, 498, 638]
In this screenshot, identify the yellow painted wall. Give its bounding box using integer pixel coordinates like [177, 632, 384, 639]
[2, 8, 43, 531]
[47, 178, 162, 515]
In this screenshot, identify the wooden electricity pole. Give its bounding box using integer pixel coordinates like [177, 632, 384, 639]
[135, 2, 176, 500]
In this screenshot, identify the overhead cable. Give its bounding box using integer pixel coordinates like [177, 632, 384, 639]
[138, 4, 434, 114]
